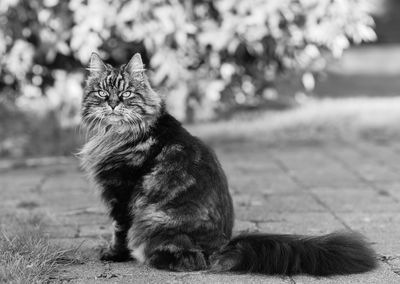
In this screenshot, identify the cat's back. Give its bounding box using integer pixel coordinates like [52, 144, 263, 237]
[153, 113, 226, 182]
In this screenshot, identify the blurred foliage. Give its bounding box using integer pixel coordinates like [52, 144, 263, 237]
[0, 0, 375, 122]
[0, 0, 376, 156]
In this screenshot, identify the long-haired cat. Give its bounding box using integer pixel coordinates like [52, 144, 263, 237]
[79, 53, 377, 275]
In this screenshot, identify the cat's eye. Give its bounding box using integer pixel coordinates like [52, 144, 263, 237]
[121, 91, 133, 99]
[96, 90, 108, 98]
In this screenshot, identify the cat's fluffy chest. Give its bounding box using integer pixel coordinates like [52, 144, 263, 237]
[80, 133, 157, 184]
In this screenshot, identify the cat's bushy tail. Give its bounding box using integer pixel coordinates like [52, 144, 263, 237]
[210, 231, 377, 276]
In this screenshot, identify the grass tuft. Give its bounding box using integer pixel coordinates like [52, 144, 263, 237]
[0, 212, 81, 284]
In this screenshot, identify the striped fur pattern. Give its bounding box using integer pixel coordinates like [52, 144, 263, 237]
[80, 53, 377, 275]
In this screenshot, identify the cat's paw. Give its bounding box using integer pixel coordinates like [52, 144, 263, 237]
[100, 247, 132, 262]
[174, 250, 208, 271]
[148, 248, 207, 271]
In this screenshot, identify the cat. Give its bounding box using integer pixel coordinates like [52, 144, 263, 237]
[79, 52, 377, 275]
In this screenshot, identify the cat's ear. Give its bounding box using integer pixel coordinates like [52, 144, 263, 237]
[87, 52, 108, 75]
[125, 53, 145, 81]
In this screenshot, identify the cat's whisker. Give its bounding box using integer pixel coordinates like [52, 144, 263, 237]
[95, 114, 104, 135]
[123, 113, 136, 133]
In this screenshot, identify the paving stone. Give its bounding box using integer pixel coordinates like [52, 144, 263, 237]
[232, 192, 265, 207]
[377, 182, 400, 201]
[50, 237, 102, 254]
[293, 263, 400, 284]
[255, 212, 345, 235]
[67, 263, 292, 284]
[229, 174, 300, 194]
[43, 192, 97, 211]
[337, 212, 400, 256]
[53, 260, 105, 283]
[235, 194, 326, 220]
[0, 169, 46, 197]
[56, 213, 109, 226]
[45, 224, 79, 238]
[308, 185, 367, 192]
[386, 257, 400, 275]
[327, 144, 399, 182]
[223, 160, 283, 174]
[42, 173, 90, 193]
[78, 224, 111, 238]
[274, 149, 365, 188]
[292, 170, 364, 189]
[272, 148, 340, 171]
[356, 141, 400, 172]
[311, 188, 400, 212]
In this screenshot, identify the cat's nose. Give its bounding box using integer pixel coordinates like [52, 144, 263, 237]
[108, 100, 119, 110]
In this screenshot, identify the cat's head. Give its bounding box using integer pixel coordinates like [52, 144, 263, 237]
[82, 53, 162, 136]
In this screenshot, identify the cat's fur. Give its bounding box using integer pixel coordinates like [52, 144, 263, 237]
[79, 53, 377, 275]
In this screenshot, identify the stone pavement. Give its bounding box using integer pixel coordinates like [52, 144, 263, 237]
[1, 138, 400, 283]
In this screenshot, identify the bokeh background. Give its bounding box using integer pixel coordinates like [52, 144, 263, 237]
[0, 0, 399, 159]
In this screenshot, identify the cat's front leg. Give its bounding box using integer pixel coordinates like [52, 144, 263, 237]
[100, 220, 132, 262]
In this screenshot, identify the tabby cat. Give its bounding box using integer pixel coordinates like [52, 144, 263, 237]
[79, 53, 377, 275]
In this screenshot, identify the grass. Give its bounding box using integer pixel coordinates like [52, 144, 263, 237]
[0, 212, 81, 284]
[189, 96, 400, 146]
